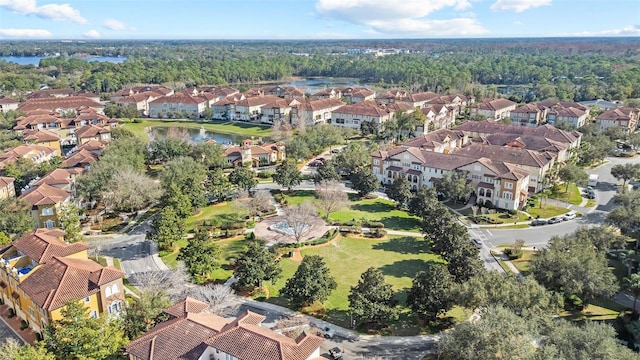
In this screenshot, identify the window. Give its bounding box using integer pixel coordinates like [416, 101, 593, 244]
[107, 301, 122, 314]
[105, 283, 119, 297]
[29, 308, 35, 318]
[471, 175, 481, 180]
[373, 168, 379, 175]
[90, 310, 98, 319]
[84, 296, 90, 303]
[413, 164, 420, 170]
[41, 207, 54, 216]
[373, 159, 380, 165]
[502, 192, 513, 200]
[484, 177, 493, 183]
[504, 182, 513, 189]
[44, 220, 55, 229]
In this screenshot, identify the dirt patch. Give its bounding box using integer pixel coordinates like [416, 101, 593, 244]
[290, 249, 304, 261]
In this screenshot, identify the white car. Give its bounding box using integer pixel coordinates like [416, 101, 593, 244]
[562, 213, 576, 221]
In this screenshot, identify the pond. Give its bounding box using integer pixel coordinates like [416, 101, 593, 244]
[248, 77, 365, 95]
[149, 126, 265, 145]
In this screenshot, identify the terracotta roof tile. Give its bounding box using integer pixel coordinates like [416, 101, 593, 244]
[164, 297, 209, 318]
[75, 124, 111, 139]
[61, 149, 98, 168]
[12, 229, 88, 264]
[18, 183, 70, 207]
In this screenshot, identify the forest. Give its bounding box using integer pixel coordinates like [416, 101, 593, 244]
[0, 38, 639, 102]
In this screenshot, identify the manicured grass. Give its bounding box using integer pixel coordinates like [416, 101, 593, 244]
[264, 235, 443, 332]
[122, 119, 272, 140]
[559, 299, 625, 321]
[550, 184, 583, 206]
[510, 250, 536, 276]
[483, 211, 531, 223]
[280, 191, 423, 232]
[499, 224, 530, 229]
[585, 199, 597, 208]
[526, 204, 569, 219]
[185, 202, 247, 232]
[112, 258, 122, 270]
[96, 256, 108, 267]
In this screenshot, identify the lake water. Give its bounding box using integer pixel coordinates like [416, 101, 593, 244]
[251, 77, 362, 95]
[0, 56, 127, 66]
[149, 126, 264, 145]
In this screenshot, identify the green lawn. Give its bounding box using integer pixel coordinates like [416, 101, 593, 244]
[185, 202, 247, 232]
[264, 235, 444, 332]
[510, 250, 536, 276]
[280, 191, 422, 232]
[122, 119, 272, 140]
[585, 199, 597, 208]
[526, 204, 569, 219]
[550, 184, 583, 206]
[559, 298, 626, 321]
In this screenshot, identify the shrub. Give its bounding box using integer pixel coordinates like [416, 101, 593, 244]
[503, 248, 523, 260]
[257, 171, 275, 179]
[508, 209, 518, 216]
[20, 320, 28, 330]
[363, 221, 384, 228]
[8, 308, 15, 318]
[133, 118, 143, 123]
[221, 222, 245, 230]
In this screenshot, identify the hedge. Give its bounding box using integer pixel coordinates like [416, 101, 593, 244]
[363, 221, 384, 229]
[275, 229, 339, 250]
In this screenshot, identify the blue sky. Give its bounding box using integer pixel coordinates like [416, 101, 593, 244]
[0, 0, 639, 39]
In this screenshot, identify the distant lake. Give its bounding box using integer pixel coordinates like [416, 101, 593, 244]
[0, 56, 127, 66]
[149, 126, 265, 145]
[249, 77, 363, 95]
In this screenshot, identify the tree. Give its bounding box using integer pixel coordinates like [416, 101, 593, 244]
[315, 180, 348, 220]
[101, 167, 161, 213]
[178, 229, 222, 279]
[228, 165, 257, 191]
[161, 184, 193, 218]
[44, 301, 127, 360]
[147, 206, 185, 251]
[314, 159, 341, 183]
[147, 137, 192, 164]
[406, 263, 454, 323]
[123, 288, 171, 340]
[531, 233, 618, 306]
[273, 159, 301, 192]
[445, 243, 483, 283]
[233, 239, 281, 289]
[0, 199, 34, 236]
[623, 273, 640, 315]
[283, 202, 318, 244]
[436, 306, 537, 360]
[334, 142, 370, 176]
[206, 168, 236, 202]
[348, 267, 398, 328]
[611, 163, 640, 187]
[190, 142, 224, 169]
[236, 190, 272, 217]
[58, 203, 83, 243]
[281, 255, 337, 308]
[385, 176, 412, 206]
[434, 170, 474, 203]
[452, 271, 562, 319]
[160, 157, 208, 211]
[188, 283, 234, 312]
[0, 340, 54, 360]
[350, 167, 378, 197]
[557, 163, 588, 191]
[607, 190, 640, 243]
[271, 119, 293, 141]
[538, 320, 638, 360]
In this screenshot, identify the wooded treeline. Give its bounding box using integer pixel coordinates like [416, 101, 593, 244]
[1, 38, 639, 102]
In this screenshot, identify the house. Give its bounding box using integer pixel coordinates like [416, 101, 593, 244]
[0, 228, 125, 337]
[474, 133, 571, 162]
[18, 183, 71, 228]
[469, 98, 517, 121]
[0, 144, 59, 170]
[510, 104, 546, 127]
[74, 124, 112, 145]
[596, 107, 640, 133]
[262, 86, 305, 99]
[0, 176, 16, 200]
[125, 297, 324, 360]
[329, 101, 393, 131]
[211, 94, 245, 120]
[0, 96, 20, 112]
[223, 139, 285, 167]
[291, 98, 346, 126]
[115, 92, 162, 116]
[34, 168, 84, 193]
[401, 129, 468, 154]
[232, 95, 282, 122]
[61, 148, 99, 169]
[455, 120, 582, 151]
[110, 85, 174, 102]
[17, 96, 104, 113]
[22, 129, 61, 154]
[458, 158, 530, 210]
[339, 87, 376, 103]
[401, 91, 440, 108]
[546, 106, 588, 129]
[75, 139, 108, 157]
[148, 93, 208, 119]
[259, 98, 300, 124]
[311, 88, 343, 100]
[420, 104, 454, 133]
[376, 89, 410, 104]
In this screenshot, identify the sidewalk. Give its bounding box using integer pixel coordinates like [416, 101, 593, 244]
[0, 305, 37, 345]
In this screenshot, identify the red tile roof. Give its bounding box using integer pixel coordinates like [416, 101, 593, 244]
[18, 96, 103, 112]
[22, 129, 60, 143]
[455, 120, 580, 145]
[18, 183, 70, 207]
[12, 229, 88, 264]
[19, 256, 124, 311]
[75, 124, 111, 139]
[473, 98, 516, 112]
[0, 96, 19, 105]
[0, 176, 14, 188]
[164, 297, 209, 318]
[61, 149, 98, 168]
[333, 101, 391, 117]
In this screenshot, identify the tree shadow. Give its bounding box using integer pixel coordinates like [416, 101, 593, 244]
[379, 216, 422, 232]
[378, 259, 436, 279]
[352, 202, 395, 213]
[371, 236, 431, 255]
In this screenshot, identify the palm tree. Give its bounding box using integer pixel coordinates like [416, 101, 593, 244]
[623, 273, 640, 315]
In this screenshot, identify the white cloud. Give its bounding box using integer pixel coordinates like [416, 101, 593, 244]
[83, 29, 100, 39]
[0, 28, 52, 38]
[315, 0, 486, 36]
[0, 0, 87, 24]
[513, 21, 522, 25]
[103, 18, 135, 31]
[573, 25, 640, 36]
[490, 0, 551, 12]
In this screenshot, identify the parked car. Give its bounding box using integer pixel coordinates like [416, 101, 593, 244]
[584, 191, 595, 199]
[562, 212, 576, 221]
[471, 238, 483, 249]
[530, 219, 547, 226]
[308, 160, 323, 167]
[322, 326, 335, 339]
[316, 157, 326, 163]
[547, 217, 563, 224]
[329, 347, 343, 359]
[330, 148, 342, 154]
